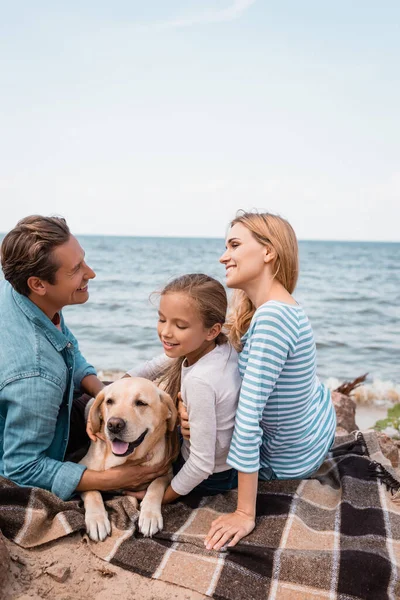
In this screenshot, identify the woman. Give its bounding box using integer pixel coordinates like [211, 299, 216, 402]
[192, 211, 336, 550]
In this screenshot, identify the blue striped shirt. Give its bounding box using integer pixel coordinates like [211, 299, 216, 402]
[227, 301, 336, 479]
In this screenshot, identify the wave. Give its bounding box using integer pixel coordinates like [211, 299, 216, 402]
[324, 296, 375, 303]
[325, 377, 400, 405]
[316, 341, 348, 349]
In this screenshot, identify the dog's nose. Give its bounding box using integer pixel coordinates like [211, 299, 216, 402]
[107, 417, 126, 434]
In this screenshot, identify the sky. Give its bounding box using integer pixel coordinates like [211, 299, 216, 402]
[1, 1, 399, 241]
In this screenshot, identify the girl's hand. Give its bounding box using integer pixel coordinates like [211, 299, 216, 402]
[204, 510, 255, 550]
[177, 392, 190, 440]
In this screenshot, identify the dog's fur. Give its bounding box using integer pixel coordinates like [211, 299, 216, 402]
[79, 377, 178, 542]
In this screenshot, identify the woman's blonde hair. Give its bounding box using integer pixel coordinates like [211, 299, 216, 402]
[227, 211, 299, 350]
[157, 274, 228, 403]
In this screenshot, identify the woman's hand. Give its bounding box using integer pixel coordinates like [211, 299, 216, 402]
[204, 510, 255, 551]
[177, 392, 190, 440]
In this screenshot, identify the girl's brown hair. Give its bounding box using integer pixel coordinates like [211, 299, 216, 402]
[157, 274, 228, 402]
[227, 211, 299, 350]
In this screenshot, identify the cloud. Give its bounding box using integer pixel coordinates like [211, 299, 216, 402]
[137, 0, 257, 31]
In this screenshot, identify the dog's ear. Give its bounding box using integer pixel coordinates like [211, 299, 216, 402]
[88, 388, 106, 434]
[158, 389, 178, 432]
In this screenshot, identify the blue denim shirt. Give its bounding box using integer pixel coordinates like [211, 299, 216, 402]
[0, 280, 96, 500]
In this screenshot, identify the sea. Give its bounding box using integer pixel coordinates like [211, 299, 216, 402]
[1, 235, 399, 403]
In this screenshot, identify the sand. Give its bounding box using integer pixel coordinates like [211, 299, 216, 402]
[3, 532, 206, 600]
[356, 405, 388, 430]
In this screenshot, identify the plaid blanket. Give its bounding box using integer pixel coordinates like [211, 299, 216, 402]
[1, 431, 400, 600]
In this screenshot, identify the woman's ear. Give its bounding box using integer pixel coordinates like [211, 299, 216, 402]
[88, 389, 106, 434]
[264, 245, 276, 264]
[158, 389, 178, 432]
[206, 322, 222, 341]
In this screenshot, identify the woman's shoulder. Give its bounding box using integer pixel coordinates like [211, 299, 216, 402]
[247, 301, 306, 344]
[253, 300, 303, 323]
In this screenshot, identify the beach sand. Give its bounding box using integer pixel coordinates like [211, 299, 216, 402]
[3, 533, 206, 600]
[356, 405, 388, 430]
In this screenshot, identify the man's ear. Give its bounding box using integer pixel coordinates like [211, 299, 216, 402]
[88, 389, 106, 433]
[158, 389, 178, 432]
[26, 277, 47, 296]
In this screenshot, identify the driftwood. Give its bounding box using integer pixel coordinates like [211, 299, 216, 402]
[334, 374, 368, 396]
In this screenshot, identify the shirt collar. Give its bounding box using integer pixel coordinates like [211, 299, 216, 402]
[12, 287, 70, 352]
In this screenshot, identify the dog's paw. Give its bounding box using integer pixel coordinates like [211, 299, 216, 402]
[138, 503, 163, 537]
[85, 509, 111, 542]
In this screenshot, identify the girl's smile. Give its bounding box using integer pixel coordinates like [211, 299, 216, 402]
[161, 339, 179, 350]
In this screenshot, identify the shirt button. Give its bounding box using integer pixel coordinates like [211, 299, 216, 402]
[67, 342, 73, 349]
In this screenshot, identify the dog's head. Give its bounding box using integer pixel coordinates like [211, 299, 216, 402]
[88, 377, 177, 459]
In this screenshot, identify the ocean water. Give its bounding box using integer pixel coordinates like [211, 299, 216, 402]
[1, 235, 399, 395]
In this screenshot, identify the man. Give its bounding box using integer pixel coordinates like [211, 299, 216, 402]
[0, 215, 164, 500]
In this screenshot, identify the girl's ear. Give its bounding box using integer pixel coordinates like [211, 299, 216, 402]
[88, 389, 106, 433]
[158, 389, 178, 432]
[206, 322, 222, 341]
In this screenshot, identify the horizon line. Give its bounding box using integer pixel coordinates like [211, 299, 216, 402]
[1, 232, 398, 244]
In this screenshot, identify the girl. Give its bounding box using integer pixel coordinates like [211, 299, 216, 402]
[202, 211, 337, 550]
[126, 273, 242, 502]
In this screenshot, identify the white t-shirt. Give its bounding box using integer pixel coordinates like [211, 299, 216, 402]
[127, 342, 241, 495]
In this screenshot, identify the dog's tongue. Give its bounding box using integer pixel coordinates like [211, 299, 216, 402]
[112, 440, 129, 455]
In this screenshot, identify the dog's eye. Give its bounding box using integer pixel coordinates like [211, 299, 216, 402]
[106, 398, 114, 405]
[135, 400, 148, 407]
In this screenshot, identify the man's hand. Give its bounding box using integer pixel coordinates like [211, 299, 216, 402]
[112, 448, 172, 491]
[77, 459, 170, 492]
[177, 392, 190, 440]
[109, 457, 170, 490]
[204, 510, 255, 551]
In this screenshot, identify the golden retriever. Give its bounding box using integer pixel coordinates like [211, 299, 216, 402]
[79, 377, 178, 542]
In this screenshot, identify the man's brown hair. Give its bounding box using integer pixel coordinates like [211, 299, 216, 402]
[1, 215, 71, 296]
